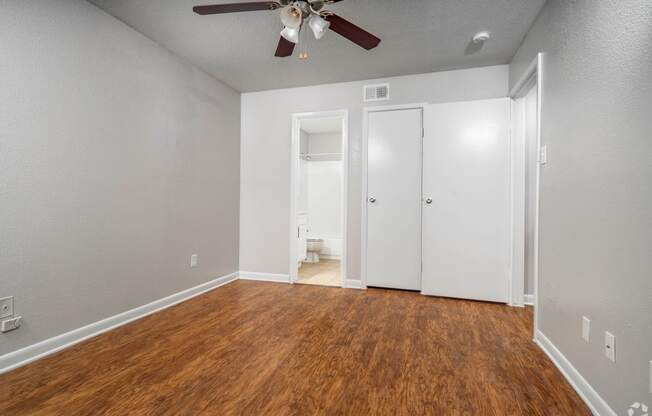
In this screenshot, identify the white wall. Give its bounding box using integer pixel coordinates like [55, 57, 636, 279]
[307, 161, 342, 238]
[240, 66, 508, 279]
[297, 130, 310, 213]
[307, 133, 342, 154]
[0, 0, 240, 355]
[305, 132, 343, 245]
[299, 132, 343, 258]
[510, 0, 652, 412]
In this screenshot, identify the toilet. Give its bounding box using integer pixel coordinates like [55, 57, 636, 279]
[306, 238, 323, 263]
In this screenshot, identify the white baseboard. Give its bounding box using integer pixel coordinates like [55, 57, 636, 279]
[344, 279, 363, 289]
[524, 294, 535, 305]
[534, 330, 615, 416]
[238, 271, 290, 283]
[0, 272, 238, 375]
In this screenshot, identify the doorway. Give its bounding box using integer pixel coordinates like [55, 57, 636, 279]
[522, 84, 538, 305]
[290, 110, 348, 287]
[363, 106, 423, 291]
[510, 53, 543, 336]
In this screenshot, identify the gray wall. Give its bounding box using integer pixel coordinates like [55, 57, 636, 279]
[0, 0, 240, 355]
[510, 0, 652, 411]
[240, 66, 508, 279]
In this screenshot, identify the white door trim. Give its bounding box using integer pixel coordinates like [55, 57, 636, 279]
[290, 110, 349, 287]
[361, 103, 427, 289]
[509, 53, 544, 338]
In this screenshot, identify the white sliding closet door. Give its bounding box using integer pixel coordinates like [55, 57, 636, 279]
[366, 108, 422, 290]
[422, 99, 510, 302]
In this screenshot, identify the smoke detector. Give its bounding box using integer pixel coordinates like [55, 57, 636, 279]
[472, 31, 491, 44]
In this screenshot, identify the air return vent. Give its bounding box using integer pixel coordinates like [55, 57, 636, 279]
[363, 83, 390, 102]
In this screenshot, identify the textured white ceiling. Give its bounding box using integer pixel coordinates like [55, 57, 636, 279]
[89, 0, 545, 92]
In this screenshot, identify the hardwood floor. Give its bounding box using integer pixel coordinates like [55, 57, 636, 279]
[0, 281, 590, 415]
[298, 259, 341, 287]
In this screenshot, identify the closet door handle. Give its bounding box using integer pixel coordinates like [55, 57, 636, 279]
[425, 198, 433, 204]
[368, 197, 376, 203]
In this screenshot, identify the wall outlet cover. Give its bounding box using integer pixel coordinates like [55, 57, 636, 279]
[190, 254, 199, 268]
[604, 331, 616, 362]
[0, 297, 14, 319]
[1, 316, 22, 333]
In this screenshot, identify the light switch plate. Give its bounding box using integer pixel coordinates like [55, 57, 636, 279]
[581, 316, 590, 342]
[604, 331, 616, 362]
[0, 297, 13, 319]
[190, 254, 198, 268]
[539, 145, 548, 165]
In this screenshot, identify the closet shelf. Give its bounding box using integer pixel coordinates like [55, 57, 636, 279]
[300, 152, 343, 161]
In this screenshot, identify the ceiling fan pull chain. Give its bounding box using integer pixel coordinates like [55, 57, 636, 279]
[299, 21, 309, 60]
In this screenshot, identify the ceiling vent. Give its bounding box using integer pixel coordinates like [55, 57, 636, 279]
[363, 83, 390, 102]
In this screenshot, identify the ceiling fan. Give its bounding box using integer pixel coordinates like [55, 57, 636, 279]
[193, 1, 381, 58]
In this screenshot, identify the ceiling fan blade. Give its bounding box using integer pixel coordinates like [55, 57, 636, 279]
[193, 2, 279, 15]
[325, 14, 381, 50]
[275, 36, 296, 57]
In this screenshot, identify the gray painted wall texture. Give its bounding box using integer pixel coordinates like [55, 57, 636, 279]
[510, 0, 652, 411]
[0, 0, 241, 355]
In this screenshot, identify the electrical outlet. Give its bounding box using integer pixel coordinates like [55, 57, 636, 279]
[190, 254, 198, 268]
[1, 316, 22, 333]
[582, 316, 590, 342]
[0, 297, 13, 319]
[604, 331, 616, 362]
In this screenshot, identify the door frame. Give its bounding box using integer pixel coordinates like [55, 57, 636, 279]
[509, 53, 543, 337]
[289, 109, 349, 287]
[361, 103, 427, 289]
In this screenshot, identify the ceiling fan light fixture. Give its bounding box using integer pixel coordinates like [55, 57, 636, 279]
[309, 14, 330, 40]
[192, 1, 382, 57]
[280, 5, 303, 29]
[281, 26, 300, 43]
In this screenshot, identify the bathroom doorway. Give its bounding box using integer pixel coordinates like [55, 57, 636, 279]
[289, 110, 348, 287]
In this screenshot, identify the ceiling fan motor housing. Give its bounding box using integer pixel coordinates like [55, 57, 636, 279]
[292, 1, 312, 18]
[309, 1, 325, 12]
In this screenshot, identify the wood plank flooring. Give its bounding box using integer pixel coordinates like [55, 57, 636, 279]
[0, 280, 590, 415]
